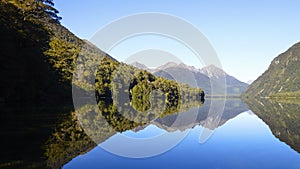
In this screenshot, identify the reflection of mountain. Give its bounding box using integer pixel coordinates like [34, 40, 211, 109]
[244, 98, 300, 153]
[1, 98, 249, 168]
[131, 62, 248, 95]
[153, 99, 248, 131]
[0, 95, 203, 169]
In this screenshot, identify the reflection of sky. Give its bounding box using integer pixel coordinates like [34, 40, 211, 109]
[63, 111, 300, 169]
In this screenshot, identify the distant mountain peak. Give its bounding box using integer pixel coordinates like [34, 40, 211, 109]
[155, 62, 200, 73]
[156, 62, 179, 70]
[130, 62, 150, 71]
[202, 64, 225, 72]
[153, 62, 248, 95]
[200, 64, 226, 78]
[177, 63, 199, 72]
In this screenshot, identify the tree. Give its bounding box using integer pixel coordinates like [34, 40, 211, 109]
[12, 0, 62, 23]
[37, 0, 62, 23]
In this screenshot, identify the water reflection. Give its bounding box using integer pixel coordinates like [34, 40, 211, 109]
[153, 99, 248, 132]
[244, 98, 300, 153]
[0, 104, 87, 169]
[2, 97, 300, 169]
[0, 95, 204, 168]
[77, 99, 246, 158]
[65, 98, 300, 169]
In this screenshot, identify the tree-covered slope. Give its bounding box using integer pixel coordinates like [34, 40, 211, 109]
[0, 1, 205, 168]
[0, 0, 109, 104]
[0, 0, 204, 105]
[243, 42, 300, 98]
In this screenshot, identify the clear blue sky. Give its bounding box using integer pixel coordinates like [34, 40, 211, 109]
[54, 0, 300, 82]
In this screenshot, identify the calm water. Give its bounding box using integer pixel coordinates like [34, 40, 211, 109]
[64, 112, 300, 169]
[1, 99, 300, 169]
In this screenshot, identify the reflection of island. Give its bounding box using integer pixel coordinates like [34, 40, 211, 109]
[0, 97, 203, 169]
[0, 98, 250, 169]
[244, 98, 300, 153]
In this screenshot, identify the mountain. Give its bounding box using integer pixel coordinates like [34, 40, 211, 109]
[130, 62, 151, 72]
[243, 42, 300, 98]
[156, 62, 179, 70]
[0, 0, 111, 104]
[0, 1, 205, 168]
[200, 65, 248, 95]
[0, 1, 204, 106]
[200, 64, 226, 78]
[153, 63, 212, 94]
[135, 62, 248, 96]
[247, 80, 254, 84]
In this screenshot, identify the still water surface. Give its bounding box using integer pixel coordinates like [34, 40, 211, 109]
[1, 99, 300, 169]
[64, 99, 300, 169]
[64, 111, 300, 169]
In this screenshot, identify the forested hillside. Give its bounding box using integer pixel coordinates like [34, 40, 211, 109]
[0, 0, 108, 104]
[243, 42, 300, 98]
[0, 0, 204, 106]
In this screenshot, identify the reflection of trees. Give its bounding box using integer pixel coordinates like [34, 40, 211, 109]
[1, 98, 248, 169]
[78, 96, 203, 144]
[1, 59, 205, 169]
[1, 55, 205, 169]
[0, 105, 89, 169]
[44, 110, 96, 169]
[244, 98, 300, 153]
[43, 82, 205, 168]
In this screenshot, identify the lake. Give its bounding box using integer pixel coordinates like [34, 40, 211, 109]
[1, 98, 300, 169]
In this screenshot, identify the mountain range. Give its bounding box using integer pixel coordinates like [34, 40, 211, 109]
[130, 61, 249, 96]
[0, 1, 203, 105]
[0, 1, 205, 168]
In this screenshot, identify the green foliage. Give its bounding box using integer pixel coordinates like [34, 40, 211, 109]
[269, 91, 300, 98]
[44, 37, 80, 83]
[1, 0, 205, 106]
[0, 1, 207, 169]
[5, 0, 61, 23]
[94, 59, 205, 115]
[44, 111, 95, 168]
[243, 42, 300, 98]
[131, 84, 152, 112]
[95, 57, 119, 97]
[0, 1, 70, 103]
[0, 0, 110, 103]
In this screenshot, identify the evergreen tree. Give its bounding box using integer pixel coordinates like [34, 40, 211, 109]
[10, 0, 61, 23]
